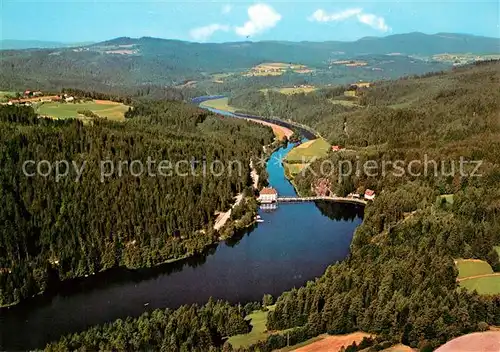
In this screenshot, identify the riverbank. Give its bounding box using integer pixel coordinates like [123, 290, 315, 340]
[1, 135, 363, 351]
[0, 96, 363, 350]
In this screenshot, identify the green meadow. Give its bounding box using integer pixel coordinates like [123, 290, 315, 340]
[456, 259, 493, 279]
[285, 138, 331, 163]
[36, 101, 128, 120]
[456, 258, 500, 295]
[199, 97, 236, 112]
[228, 308, 272, 349]
[460, 276, 500, 295]
[0, 91, 16, 102]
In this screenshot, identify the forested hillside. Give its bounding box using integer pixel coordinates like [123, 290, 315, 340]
[42, 61, 500, 351]
[46, 299, 250, 351]
[264, 61, 500, 350]
[0, 102, 274, 307]
[1, 33, 498, 92]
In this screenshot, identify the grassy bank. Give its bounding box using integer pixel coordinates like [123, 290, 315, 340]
[285, 138, 330, 163]
[200, 97, 237, 112]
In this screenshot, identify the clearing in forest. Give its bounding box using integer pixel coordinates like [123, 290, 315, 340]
[199, 97, 237, 112]
[278, 87, 317, 95]
[227, 306, 277, 348]
[455, 259, 500, 295]
[455, 259, 493, 279]
[287, 332, 373, 352]
[36, 100, 129, 121]
[284, 163, 307, 177]
[244, 62, 312, 77]
[285, 138, 331, 163]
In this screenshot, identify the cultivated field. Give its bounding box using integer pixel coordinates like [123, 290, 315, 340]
[278, 87, 317, 95]
[288, 332, 373, 352]
[328, 98, 361, 107]
[380, 343, 416, 352]
[455, 259, 500, 295]
[286, 138, 331, 163]
[244, 62, 312, 77]
[435, 331, 500, 352]
[36, 100, 128, 120]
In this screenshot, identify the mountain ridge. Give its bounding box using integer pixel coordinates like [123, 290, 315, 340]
[0, 32, 498, 92]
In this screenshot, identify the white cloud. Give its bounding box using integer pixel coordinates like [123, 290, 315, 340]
[308, 8, 390, 32]
[222, 4, 232, 14]
[308, 8, 362, 22]
[235, 3, 281, 37]
[357, 13, 389, 32]
[189, 24, 229, 42]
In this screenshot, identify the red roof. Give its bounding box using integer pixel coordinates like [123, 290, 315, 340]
[365, 189, 375, 196]
[331, 145, 341, 151]
[260, 187, 277, 195]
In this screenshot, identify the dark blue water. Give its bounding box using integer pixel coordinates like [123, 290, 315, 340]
[0, 104, 364, 351]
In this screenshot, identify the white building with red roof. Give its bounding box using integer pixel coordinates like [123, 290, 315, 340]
[258, 187, 278, 203]
[364, 189, 376, 200]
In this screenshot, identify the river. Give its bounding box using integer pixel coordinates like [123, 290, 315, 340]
[0, 100, 364, 350]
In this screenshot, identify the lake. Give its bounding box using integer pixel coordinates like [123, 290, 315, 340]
[0, 101, 364, 350]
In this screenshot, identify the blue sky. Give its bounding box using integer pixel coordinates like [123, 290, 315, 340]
[2, 0, 499, 43]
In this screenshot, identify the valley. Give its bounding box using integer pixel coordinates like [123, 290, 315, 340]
[0, 24, 499, 352]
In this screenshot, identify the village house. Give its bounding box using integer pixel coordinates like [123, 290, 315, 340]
[364, 189, 376, 200]
[313, 178, 331, 197]
[65, 96, 75, 102]
[331, 145, 342, 152]
[258, 187, 278, 203]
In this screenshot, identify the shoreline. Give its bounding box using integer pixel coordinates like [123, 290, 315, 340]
[0, 203, 258, 311]
[1, 144, 277, 311]
[1, 97, 344, 318]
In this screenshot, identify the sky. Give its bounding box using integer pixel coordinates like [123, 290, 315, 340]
[1, 0, 499, 43]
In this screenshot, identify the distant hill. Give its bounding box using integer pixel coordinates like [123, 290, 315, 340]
[348, 32, 500, 55]
[0, 40, 94, 50]
[0, 32, 498, 91]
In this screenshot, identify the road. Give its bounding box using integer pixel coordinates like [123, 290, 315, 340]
[213, 193, 244, 231]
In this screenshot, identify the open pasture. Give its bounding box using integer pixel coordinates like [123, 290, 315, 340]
[455, 258, 500, 295]
[459, 275, 500, 295]
[286, 138, 331, 163]
[228, 306, 277, 349]
[278, 87, 317, 95]
[36, 100, 128, 120]
[199, 97, 237, 112]
[455, 259, 493, 279]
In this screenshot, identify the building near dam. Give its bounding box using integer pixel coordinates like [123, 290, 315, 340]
[258, 187, 278, 203]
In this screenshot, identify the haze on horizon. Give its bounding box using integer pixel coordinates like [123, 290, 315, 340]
[2, 0, 499, 44]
